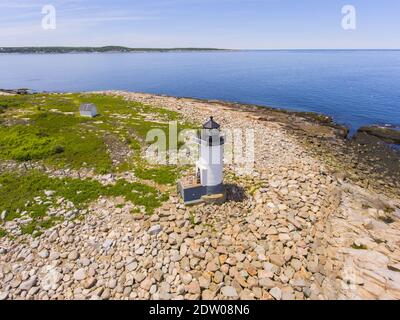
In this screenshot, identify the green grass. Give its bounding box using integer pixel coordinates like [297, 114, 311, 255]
[0, 103, 111, 172]
[0, 93, 194, 181]
[0, 124, 63, 161]
[0, 228, 7, 238]
[134, 166, 178, 185]
[20, 216, 64, 237]
[0, 94, 33, 110]
[0, 170, 167, 217]
[188, 211, 200, 225]
[0, 93, 197, 235]
[20, 221, 41, 237]
[0, 170, 168, 234]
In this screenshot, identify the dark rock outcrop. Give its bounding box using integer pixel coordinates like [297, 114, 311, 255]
[358, 125, 400, 144]
[0, 88, 30, 95]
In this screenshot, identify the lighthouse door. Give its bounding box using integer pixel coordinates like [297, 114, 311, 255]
[196, 165, 208, 186]
[196, 168, 201, 184]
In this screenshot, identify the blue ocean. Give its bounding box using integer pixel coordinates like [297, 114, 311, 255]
[1, 50, 400, 133]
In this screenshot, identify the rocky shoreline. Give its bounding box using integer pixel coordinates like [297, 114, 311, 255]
[358, 125, 400, 145]
[116, 91, 400, 197]
[0, 88, 30, 95]
[1, 90, 400, 300]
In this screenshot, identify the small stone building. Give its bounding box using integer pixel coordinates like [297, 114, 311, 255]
[80, 103, 97, 117]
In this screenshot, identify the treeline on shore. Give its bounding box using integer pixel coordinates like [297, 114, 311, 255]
[0, 46, 226, 54]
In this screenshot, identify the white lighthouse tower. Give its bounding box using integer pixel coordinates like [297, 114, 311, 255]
[178, 117, 225, 204]
[196, 117, 224, 193]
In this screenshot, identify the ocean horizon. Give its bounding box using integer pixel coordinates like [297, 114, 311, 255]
[1, 49, 399, 133]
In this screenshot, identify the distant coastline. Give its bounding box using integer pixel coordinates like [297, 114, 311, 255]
[0, 46, 229, 54]
[1, 50, 399, 133]
[1, 47, 399, 54]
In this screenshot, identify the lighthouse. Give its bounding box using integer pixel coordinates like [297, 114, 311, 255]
[178, 117, 226, 204]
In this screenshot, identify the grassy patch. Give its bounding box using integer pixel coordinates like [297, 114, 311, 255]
[188, 211, 201, 225]
[0, 94, 33, 111]
[0, 124, 63, 161]
[0, 228, 7, 238]
[0, 170, 168, 234]
[134, 166, 178, 185]
[20, 216, 63, 237]
[20, 222, 39, 236]
[0, 93, 196, 237]
[0, 108, 112, 172]
[0, 170, 167, 216]
[0, 93, 193, 182]
[248, 182, 263, 196]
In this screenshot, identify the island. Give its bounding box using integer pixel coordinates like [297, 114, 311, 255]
[0, 46, 228, 54]
[0, 90, 399, 301]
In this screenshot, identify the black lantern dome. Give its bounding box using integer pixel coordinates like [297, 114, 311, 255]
[203, 116, 220, 130]
[199, 117, 224, 146]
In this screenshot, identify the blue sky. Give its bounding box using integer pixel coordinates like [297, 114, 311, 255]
[0, 0, 399, 49]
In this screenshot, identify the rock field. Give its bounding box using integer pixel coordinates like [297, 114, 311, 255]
[1, 91, 399, 300]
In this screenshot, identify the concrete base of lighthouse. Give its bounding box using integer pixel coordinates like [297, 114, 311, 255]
[177, 180, 226, 205]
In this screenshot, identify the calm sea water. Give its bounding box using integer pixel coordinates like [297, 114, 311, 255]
[1, 50, 400, 133]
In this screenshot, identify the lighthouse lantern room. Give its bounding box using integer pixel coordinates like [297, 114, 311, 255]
[178, 117, 226, 205]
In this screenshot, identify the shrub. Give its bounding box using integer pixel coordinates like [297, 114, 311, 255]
[0, 126, 64, 161]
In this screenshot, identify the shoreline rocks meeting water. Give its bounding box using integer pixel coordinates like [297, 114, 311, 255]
[0, 90, 399, 300]
[358, 125, 400, 145]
